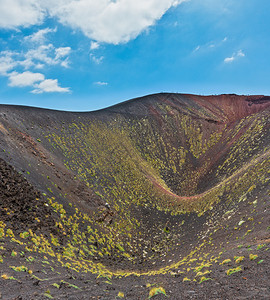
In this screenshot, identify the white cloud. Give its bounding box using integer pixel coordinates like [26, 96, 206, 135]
[237, 50, 245, 57]
[0, 40, 71, 94]
[60, 59, 70, 68]
[22, 29, 71, 68]
[55, 47, 71, 60]
[224, 56, 234, 63]
[94, 81, 108, 86]
[25, 44, 55, 65]
[0, 1, 187, 44]
[24, 27, 57, 44]
[0, 0, 44, 29]
[55, 47, 71, 68]
[0, 52, 17, 75]
[193, 37, 228, 54]
[24, 44, 71, 68]
[90, 41, 100, 50]
[35, 63, 45, 69]
[19, 57, 35, 69]
[8, 71, 45, 87]
[224, 50, 245, 63]
[193, 45, 200, 52]
[46, 0, 186, 44]
[32, 79, 70, 94]
[6, 70, 69, 94]
[90, 54, 104, 64]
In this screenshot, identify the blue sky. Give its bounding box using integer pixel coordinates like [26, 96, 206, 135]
[0, 0, 269, 111]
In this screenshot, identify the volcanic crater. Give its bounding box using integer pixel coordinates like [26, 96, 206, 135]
[0, 93, 269, 299]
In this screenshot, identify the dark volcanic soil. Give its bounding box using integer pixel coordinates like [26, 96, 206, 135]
[0, 158, 60, 235]
[0, 93, 269, 299]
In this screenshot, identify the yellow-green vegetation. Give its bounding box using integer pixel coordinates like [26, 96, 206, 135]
[249, 254, 258, 261]
[195, 270, 211, 277]
[10, 265, 28, 272]
[44, 290, 53, 299]
[1, 274, 18, 281]
[183, 277, 191, 282]
[257, 244, 266, 250]
[220, 259, 231, 265]
[226, 266, 242, 276]
[117, 291, 125, 298]
[234, 256, 245, 264]
[199, 276, 211, 284]
[148, 286, 166, 298]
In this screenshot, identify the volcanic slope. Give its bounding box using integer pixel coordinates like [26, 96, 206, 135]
[0, 93, 269, 299]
